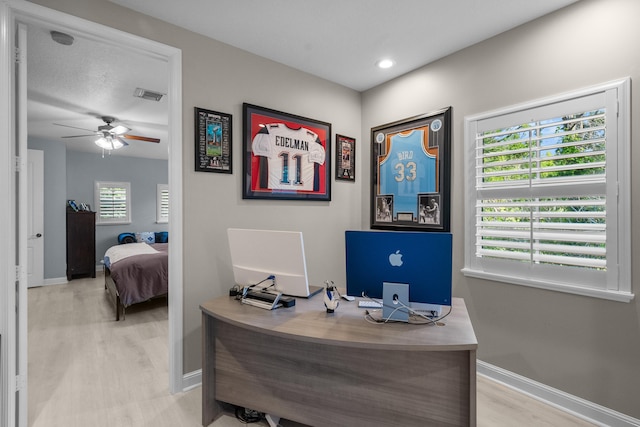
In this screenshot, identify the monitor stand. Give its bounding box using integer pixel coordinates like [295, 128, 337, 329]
[308, 285, 323, 297]
[382, 282, 409, 322]
[280, 284, 323, 299]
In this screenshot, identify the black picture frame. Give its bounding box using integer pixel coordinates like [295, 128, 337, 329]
[242, 103, 331, 201]
[371, 107, 452, 231]
[195, 107, 232, 173]
[335, 134, 356, 181]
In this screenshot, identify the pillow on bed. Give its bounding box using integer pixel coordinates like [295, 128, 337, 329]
[155, 231, 169, 243]
[136, 232, 155, 244]
[118, 232, 136, 244]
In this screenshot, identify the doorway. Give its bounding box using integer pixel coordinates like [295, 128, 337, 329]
[2, 3, 184, 426]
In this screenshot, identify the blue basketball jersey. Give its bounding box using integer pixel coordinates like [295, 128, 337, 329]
[379, 130, 436, 219]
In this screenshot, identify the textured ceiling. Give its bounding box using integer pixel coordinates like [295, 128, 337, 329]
[27, 25, 169, 160]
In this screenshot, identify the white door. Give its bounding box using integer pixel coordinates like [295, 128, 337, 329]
[27, 149, 44, 288]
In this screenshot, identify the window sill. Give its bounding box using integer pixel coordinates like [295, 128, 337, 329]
[96, 221, 132, 226]
[461, 268, 634, 303]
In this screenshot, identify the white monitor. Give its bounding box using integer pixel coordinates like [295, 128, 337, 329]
[227, 228, 322, 298]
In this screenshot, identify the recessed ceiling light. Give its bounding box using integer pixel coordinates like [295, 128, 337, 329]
[376, 59, 395, 69]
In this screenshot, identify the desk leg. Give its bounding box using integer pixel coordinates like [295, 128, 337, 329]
[202, 312, 221, 426]
[470, 349, 477, 426]
[265, 414, 280, 427]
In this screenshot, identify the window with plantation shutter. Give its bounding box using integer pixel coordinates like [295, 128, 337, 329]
[463, 79, 632, 302]
[157, 184, 169, 224]
[95, 181, 131, 225]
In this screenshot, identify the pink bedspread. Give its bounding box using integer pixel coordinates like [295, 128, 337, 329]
[108, 243, 168, 307]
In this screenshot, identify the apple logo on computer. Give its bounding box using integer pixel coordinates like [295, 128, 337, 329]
[388, 250, 403, 267]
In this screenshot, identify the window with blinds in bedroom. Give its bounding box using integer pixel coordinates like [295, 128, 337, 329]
[95, 181, 131, 225]
[156, 184, 169, 224]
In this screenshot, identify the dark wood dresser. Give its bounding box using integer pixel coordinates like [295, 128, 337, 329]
[66, 211, 96, 281]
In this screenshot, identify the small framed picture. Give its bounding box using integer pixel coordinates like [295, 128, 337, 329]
[195, 107, 232, 173]
[335, 134, 355, 181]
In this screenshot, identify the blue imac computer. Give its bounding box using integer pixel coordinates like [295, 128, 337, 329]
[345, 230, 452, 319]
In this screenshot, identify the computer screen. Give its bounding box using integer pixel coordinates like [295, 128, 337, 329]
[345, 230, 452, 308]
[227, 228, 321, 297]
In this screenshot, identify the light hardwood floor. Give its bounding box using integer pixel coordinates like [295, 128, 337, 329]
[28, 275, 595, 427]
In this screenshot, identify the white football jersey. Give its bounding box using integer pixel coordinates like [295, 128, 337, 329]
[252, 123, 326, 191]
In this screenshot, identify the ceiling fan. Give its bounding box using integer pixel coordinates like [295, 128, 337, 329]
[55, 116, 160, 151]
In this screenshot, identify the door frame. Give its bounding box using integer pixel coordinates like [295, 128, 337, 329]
[0, 1, 184, 425]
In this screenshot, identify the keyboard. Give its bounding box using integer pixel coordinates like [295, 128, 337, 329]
[358, 300, 383, 308]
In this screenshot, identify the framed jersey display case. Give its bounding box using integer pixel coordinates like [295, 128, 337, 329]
[371, 107, 451, 231]
[242, 103, 332, 201]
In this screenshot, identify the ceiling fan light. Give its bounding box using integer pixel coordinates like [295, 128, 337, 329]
[95, 136, 112, 149]
[95, 135, 125, 150]
[111, 137, 126, 149]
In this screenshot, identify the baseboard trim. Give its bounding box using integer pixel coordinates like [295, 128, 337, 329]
[182, 369, 202, 392]
[41, 277, 68, 286]
[478, 360, 639, 427]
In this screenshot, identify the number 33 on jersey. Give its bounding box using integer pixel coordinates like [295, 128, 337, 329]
[378, 129, 437, 217]
[252, 123, 326, 192]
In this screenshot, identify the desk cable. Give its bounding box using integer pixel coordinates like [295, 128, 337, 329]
[241, 275, 276, 297]
[229, 275, 276, 301]
[364, 299, 453, 325]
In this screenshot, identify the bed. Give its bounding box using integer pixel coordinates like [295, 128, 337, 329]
[103, 241, 169, 320]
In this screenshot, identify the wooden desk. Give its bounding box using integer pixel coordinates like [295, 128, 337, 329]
[200, 296, 477, 427]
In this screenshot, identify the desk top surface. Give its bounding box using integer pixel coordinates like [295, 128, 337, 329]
[201, 294, 477, 351]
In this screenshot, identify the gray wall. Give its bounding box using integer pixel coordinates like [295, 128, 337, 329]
[32, 0, 640, 419]
[362, 0, 640, 418]
[66, 150, 168, 263]
[28, 137, 67, 279]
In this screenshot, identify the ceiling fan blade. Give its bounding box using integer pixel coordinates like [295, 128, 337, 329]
[53, 123, 96, 133]
[122, 134, 160, 143]
[61, 134, 97, 138]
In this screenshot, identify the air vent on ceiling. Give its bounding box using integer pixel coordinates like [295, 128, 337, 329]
[133, 87, 165, 102]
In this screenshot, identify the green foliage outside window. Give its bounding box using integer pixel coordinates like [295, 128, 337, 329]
[476, 109, 606, 269]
